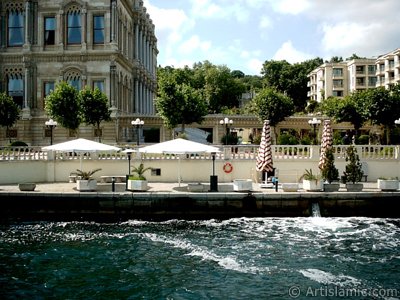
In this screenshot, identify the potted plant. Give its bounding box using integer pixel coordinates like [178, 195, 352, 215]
[70, 168, 102, 191]
[342, 145, 364, 192]
[127, 163, 151, 191]
[377, 177, 399, 191]
[300, 169, 322, 191]
[320, 148, 340, 192]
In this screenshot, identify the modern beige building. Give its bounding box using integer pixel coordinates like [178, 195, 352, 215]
[308, 48, 400, 103]
[375, 48, 400, 89]
[307, 59, 376, 102]
[0, 0, 158, 145]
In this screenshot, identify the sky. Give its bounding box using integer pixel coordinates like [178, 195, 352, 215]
[142, 0, 400, 75]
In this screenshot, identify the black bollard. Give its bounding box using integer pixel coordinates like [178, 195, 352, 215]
[275, 177, 278, 192]
[112, 176, 115, 192]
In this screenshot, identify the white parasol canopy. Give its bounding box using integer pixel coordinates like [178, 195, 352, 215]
[138, 138, 220, 186]
[42, 138, 121, 170]
[42, 138, 121, 152]
[138, 138, 220, 154]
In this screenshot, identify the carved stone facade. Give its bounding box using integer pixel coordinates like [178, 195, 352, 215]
[0, 0, 158, 145]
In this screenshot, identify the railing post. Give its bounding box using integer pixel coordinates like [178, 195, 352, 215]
[309, 145, 319, 159]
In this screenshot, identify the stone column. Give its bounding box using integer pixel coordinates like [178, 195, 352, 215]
[134, 23, 139, 59]
[23, 1, 31, 50]
[110, 0, 117, 43]
[57, 10, 64, 50]
[22, 66, 31, 119]
[81, 7, 87, 50]
[110, 64, 117, 117]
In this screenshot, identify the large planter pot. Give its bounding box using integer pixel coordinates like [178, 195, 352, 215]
[377, 179, 399, 191]
[18, 183, 36, 191]
[302, 180, 322, 192]
[127, 179, 148, 191]
[345, 183, 363, 192]
[76, 179, 97, 191]
[233, 179, 253, 192]
[323, 183, 340, 192]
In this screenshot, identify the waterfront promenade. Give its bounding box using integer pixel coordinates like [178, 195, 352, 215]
[0, 181, 384, 194]
[1, 181, 399, 222]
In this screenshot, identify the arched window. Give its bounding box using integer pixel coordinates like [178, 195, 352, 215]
[6, 71, 24, 108]
[65, 69, 82, 90]
[67, 10, 81, 44]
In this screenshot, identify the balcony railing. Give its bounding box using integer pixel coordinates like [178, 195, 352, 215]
[1, 145, 399, 161]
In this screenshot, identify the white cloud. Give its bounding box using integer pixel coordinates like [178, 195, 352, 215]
[269, 0, 310, 15]
[273, 41, 313, 63]
[190, 0, 223, 18]
[246, 58, 264, 75]
[189, 0, 250, 22]
[307, 0, 400, 58]
[144, 1, 192, 32]
[321, 22, 382, 54]
[259, 16, 272, 29]
[178, 35, 212, 55]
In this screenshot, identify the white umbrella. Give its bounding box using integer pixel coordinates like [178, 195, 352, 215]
[138, 138, 220, 186]
[138, 138, 220, 155]
[42, 138, 121, 169]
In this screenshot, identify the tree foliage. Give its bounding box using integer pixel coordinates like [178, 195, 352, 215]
[79, 87, 111, 130]
[156, 70, 208, 131]
[320, 92, 368, 137]
[343, 145, 363, 184]
[363, 86, 400, 144]
[203, 64, 245, 113]
[0, 92, 20, 130]
[320, 148, 339, 183]
[260, 58, 323, 112]
[45, 81, 81, 130]
[250, 87, 294, 127]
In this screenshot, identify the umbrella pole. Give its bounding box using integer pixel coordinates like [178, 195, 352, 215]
[178, 156, 181, 187]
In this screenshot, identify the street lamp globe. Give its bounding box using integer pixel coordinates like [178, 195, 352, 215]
[395, 118, 400, 125]
[45, 119, 58, 145]
[131, 118, 144, 146]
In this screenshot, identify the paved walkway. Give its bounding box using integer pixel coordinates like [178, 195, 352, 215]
[0, 181, 382, 194]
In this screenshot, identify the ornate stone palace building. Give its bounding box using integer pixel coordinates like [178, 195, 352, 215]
[0, 0, 158, 145]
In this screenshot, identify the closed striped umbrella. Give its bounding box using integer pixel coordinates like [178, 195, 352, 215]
[256, 120, 274, 172]
[318, 119, 333, 169]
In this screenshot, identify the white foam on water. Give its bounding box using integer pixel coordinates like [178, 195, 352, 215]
[299, 268, 362, 287]
[140, 232, 266, 274]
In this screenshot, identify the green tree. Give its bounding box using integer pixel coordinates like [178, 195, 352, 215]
[364, 86, 400, 144]
[251, 87, 294, 126]
[320, 148, 339, 183]
[0, 92, 20, 143]
[203, 64, 245, 113]
[250, 87, 294, 141]
[321, 92, 368, 138]
[156, 71, 208, 132]
[261, 58, 323, 112]
[79, 87, 111, 142]
[45, 81, 81, 131]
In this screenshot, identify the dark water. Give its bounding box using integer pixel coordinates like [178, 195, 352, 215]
[1, 217, 399, 299]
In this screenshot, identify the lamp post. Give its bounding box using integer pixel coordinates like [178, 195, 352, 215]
[308, 117, 321, 145]
[209, 152, 218, 192]
[45, 119, 57, 145]
[131, 118, 144, 146]
[219, 117, 233, 145]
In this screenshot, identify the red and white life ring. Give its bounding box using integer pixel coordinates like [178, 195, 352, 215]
[223, 162, 233, 174]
